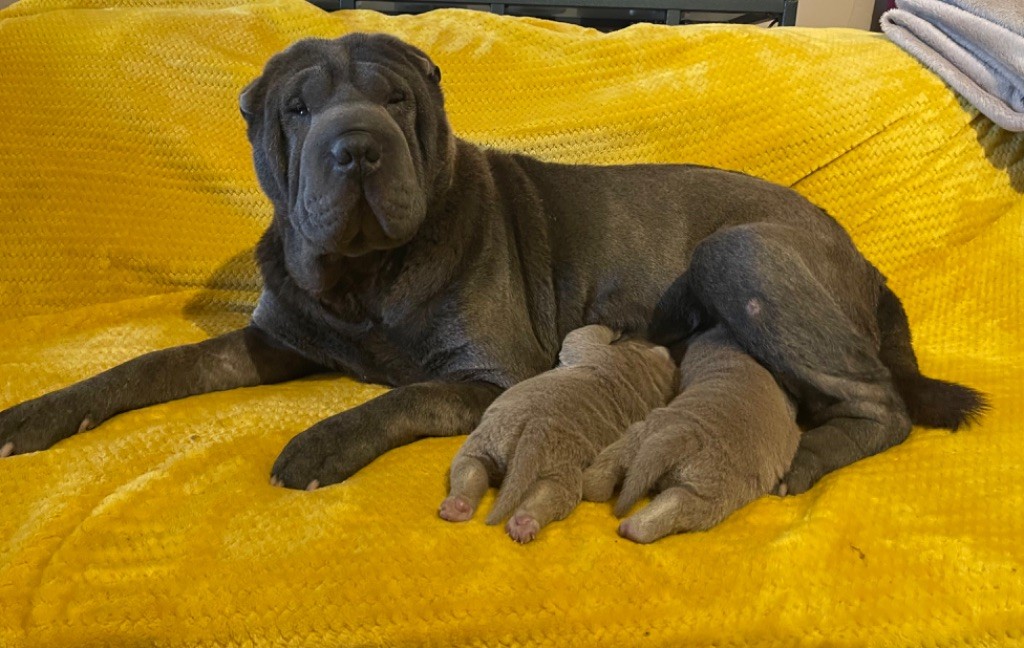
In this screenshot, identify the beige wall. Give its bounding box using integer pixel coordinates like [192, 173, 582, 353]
[797, 0, 876, 28]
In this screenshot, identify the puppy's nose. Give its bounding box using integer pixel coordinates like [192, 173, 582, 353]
[329, 131, 382, 176]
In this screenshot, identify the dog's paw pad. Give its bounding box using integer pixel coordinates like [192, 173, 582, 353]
[305, 480, 320, 491]
[507, 514, 540, 544]
[0, 442, 13, 458]
[438, 495, 475, 522]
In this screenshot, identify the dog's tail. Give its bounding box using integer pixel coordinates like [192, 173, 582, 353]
[876, 284, 989, 430]
[649, 272, 989, 431]
[647, 271, 712, 350]
[485, 428, 546, 526]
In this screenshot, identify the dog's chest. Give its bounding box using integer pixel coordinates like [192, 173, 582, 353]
[311, 280, 483, 384]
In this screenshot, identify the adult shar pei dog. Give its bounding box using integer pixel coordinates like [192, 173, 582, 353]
[0, 34, 985, 516]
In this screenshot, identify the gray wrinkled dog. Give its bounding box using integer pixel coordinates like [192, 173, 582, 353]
[0, 33, 986, 525]
[439, 325, 677, 543]
[584, 325, 800, 544]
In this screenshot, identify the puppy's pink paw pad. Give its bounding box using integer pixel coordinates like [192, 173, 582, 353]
[438, 495, 475, 522]
[0, 442, 13, 458]
[507, 514, 540, 544]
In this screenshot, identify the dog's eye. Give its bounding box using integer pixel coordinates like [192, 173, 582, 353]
[388, 90, 407, 105]
[286, 99, 309, 117]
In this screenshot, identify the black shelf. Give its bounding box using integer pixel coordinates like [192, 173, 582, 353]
[312, 0, 798, 28]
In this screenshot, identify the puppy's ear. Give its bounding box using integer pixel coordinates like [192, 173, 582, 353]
[238, 77, 262, 122]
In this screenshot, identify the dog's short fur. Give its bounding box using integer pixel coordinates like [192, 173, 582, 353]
[0, 34, 986, 524]
[438, 325, 677, 543]
[584, 326, 801, 543]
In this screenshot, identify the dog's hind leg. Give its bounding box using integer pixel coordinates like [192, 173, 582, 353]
[682, 223, 912, 494]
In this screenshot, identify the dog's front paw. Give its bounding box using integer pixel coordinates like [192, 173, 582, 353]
[270, 414, 383, 490]
[0, 388, 97, 458]
[777, 447, 824, 496]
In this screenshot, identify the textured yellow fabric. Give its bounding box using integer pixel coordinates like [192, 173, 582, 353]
[0, 0, 1022, 645]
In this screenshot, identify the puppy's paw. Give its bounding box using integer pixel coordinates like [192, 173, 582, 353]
[581, 469, 617, 503]
[581, 434, 633, 502]
[506, 514, 540, 544]
[617, 518, 657, 545]
[616, 486, 724, 544]
[438, 495, 476, 522]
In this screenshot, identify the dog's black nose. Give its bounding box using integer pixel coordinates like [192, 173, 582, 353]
[330, 131, 381, 176]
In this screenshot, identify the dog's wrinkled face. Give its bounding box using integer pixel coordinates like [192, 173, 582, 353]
[240, 34, 453, 294]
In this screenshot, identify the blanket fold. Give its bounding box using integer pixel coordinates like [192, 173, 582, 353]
[882, 0, 1024, 131]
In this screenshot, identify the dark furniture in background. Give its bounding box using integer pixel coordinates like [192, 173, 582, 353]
[870, 0, 895, 31]
[310, 0, 798, 28]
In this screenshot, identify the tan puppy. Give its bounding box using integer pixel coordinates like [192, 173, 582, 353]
[439, 325, 678, 543]
[584, 325, 801, 544]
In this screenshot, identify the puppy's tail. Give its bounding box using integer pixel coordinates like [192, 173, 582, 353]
[485, 429, 545, 526]
[877, 285, 989, 430]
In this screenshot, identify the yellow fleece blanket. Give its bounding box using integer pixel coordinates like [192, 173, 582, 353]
[0, 1, 1022, 645]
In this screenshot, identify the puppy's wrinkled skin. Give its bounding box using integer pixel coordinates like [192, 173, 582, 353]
[583, 326, 801, 544]
[0, 33, 985, 500]
[439, 325, 677, 543]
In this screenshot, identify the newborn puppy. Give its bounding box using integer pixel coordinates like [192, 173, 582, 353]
[583, 325, 801, 544]
[438, 325, 678, 543]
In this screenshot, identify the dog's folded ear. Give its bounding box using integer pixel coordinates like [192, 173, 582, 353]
[404, 46, 441, 85]
[238, 77, 262, 122]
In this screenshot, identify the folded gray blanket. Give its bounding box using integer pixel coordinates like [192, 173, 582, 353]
[881, 0, 1024, 131]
